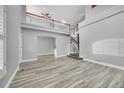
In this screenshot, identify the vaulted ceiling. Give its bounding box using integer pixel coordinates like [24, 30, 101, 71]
[26, 5, 85, 28]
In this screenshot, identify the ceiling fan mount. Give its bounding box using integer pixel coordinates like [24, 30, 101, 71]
[41, 12, 53, 19]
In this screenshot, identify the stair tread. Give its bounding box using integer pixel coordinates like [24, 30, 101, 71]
[67, 53, 83, 60]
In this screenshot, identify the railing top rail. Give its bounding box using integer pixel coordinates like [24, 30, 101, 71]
[26, 12, 70, 27]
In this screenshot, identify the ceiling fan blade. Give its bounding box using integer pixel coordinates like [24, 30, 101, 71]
[41, 13, 47, 16]
[41, 12, 54, 19]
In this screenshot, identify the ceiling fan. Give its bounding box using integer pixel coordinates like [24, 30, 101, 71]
[41, 12, 53, 20]
[40, 12, 70, 26]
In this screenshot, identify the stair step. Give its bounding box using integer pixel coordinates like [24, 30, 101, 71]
[67, 53, 83, 60]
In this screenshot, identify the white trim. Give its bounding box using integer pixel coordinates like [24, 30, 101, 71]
[0, 6, 6, 77]
[37, 53, 54, 56]
[79, 56, 84, 58]
[84, 58, 124, 71]
[21, 23, 70, 36]
[69, 52, 79, 54]
[4, 66, 19, 88]
[21, 58, 37, 63]
[56, 55, 66, 57]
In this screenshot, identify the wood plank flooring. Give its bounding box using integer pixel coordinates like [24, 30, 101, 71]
[10, 55, 124, 88]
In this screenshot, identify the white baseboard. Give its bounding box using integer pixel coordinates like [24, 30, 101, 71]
[79, 56, 84, 58]
[21, 58, 37, 63]
[5, 66, 20, 88]
[84, 58, 124, 70]
[69, 52, 79, 54]
[55, 55, 66, 58]
[37, 53, 54, 56]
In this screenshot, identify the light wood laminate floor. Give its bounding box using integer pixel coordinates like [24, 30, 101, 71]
[10, 55, 124, 88]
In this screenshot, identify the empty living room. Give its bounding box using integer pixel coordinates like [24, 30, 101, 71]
[1, 1, 124, 91]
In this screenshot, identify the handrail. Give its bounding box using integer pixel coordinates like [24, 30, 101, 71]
[70, 36, 78, 44]
[26, 12, 70, 27]
[70, 34, 79, 49]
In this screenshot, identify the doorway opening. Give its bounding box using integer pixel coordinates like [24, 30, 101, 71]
[37, 36, 56, 57]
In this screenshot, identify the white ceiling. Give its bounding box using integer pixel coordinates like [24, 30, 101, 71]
[26, 5, 85, 27]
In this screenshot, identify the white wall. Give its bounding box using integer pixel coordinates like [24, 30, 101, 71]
[79, 6, 124, 67]
[79, 5, 115, 28]
[37, 36, 55, 55]
[26, 5, 85, 26]
[21, 5, 26, 23]
[22, 28, 70, 60]
[0, 6, 21, 87]
[26, 6, 68, 31]
[55, 35, 70, 57]
[85, 5, 113, 20]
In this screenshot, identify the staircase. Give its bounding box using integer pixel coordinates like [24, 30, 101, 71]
[68, 53, 83, 60]
[68, 33, 83, 60]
